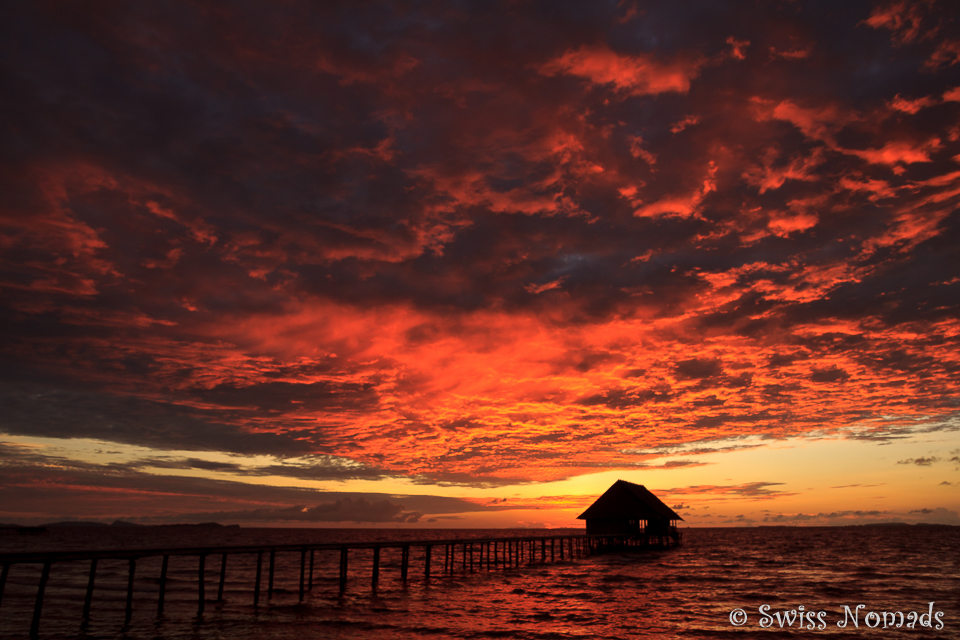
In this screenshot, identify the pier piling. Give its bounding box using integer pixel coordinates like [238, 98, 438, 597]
[29, 561, 51, 638]
[309, 549, 314, 590]
[338, 547, 348, 593]
[218, 554, 227, 603]
[124, 558, 135, 625]
[268, 550, 275, 599]
[1, 531, 678, 635]
[299, 548, 306, 602]
[158, 555, 168, 617]
[82, 558, 97, 623]
[197, 554, 206, 617]
[0, 563, 8, 609]
[253, 551, 262, 607]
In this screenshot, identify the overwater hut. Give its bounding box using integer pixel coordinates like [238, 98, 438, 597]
[578, 480, 682, 545]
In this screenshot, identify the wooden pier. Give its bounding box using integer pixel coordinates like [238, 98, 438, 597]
[0, 532, 665, 637]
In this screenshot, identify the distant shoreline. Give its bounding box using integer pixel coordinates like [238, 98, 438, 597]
[0, 521, 240, 532]
[1, 521, 955, 532]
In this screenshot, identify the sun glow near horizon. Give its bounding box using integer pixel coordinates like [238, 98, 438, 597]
[3, 427, 956, 527]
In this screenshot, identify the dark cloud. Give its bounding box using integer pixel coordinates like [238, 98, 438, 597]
[170, 498, 424, 525]
[896, 456, 940, 465]
[0, 377, 318, 456]
[759, 509, 960, 524]
[638, 459, 708, 469]
[810, 367, 850, 383]
[673, 358, 724, 380]
[821, 510, 884, 518]
[664, 481, 791, 499]
[0, 443, 527, 524]
[764, 513, 818, 523]
[408, 471, 532, 488]
[906, 507, 960, 524]
[830, 483, 884, 489]
[141, 458, 243, 472]
[630, 439, 767, 457]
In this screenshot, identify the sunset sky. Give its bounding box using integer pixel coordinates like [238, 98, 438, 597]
[2, 1, 959, 528]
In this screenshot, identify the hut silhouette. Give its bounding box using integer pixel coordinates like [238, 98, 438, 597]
[578, 480, 682, 545]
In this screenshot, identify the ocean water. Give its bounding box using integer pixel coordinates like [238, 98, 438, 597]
[1, 525, 958, 639]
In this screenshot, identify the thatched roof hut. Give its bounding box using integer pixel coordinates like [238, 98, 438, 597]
[578, 480, 682, 537]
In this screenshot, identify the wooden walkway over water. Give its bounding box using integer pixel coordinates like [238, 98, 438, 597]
[0, 532, 666, 637]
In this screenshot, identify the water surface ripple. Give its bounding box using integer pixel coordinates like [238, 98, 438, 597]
[1, 526, 957, 639]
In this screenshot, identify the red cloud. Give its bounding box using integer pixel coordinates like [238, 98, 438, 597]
[540, 44, 702, 96]
[767, 209, 819, 237]
[670, 114, 700, 134]
[863, 1, 930, 44]
[889, 94, 937, 113]
[742, 147, 824, 193]
[752, 97, 854, 145]
[924, 39, 960, 69]
[847, 138, 941, 166]
[316, 51, 420, 86]
[839, 175, 897, 200]
[632, 162, 717, 219]
[3, 0, 960, 497]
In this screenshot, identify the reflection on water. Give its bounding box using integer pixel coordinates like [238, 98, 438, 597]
[1, 526, 958, 638]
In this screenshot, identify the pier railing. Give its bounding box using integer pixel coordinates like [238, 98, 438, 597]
[0, 532, 656, 637]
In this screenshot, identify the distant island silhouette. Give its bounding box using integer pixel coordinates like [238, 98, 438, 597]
[0, 521, 239, 530]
